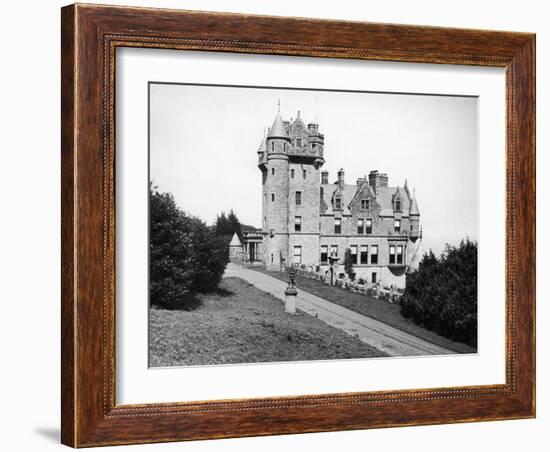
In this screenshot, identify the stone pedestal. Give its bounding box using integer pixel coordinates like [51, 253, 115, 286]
[284, 286, 297, 314]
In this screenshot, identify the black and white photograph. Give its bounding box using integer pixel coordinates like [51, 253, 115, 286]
[148, 83, 479, 367]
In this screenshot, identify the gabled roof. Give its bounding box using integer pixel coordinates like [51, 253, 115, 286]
[320, 183, 412, 217]
[267, 113, 289, 140]
[377, 186, 411, 217]
[320, 184, 361, 215]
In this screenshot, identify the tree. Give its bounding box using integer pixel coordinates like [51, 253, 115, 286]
[149, 184, 229, 308]
[344, 248, 355, 280]
[400, 239, 478, 346]
[214, 209, 243, 240]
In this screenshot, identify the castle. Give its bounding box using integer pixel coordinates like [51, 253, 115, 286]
[238, 107, 425, 289]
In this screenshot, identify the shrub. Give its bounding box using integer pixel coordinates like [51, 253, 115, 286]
[150, 185, 229, 308]
[400, 239, 478, 346]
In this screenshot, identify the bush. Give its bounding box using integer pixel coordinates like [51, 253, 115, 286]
[399, 239, 478, 346]
[150, 186, 229, 308]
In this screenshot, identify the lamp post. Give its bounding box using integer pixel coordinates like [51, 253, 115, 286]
[284, 266, 298, 314]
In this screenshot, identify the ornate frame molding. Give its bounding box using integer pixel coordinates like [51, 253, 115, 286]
[61, 4, 535, 447]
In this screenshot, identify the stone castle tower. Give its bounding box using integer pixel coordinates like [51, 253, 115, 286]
[257, 107, 325, 270]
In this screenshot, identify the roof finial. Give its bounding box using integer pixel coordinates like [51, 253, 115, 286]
[277, 99, 281, 113]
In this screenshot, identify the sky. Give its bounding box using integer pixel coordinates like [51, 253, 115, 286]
[149, 83, 478, 256]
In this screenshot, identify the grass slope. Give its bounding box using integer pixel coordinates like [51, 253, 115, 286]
[150, 277, 386, 367]
[252, 269, 476, 354]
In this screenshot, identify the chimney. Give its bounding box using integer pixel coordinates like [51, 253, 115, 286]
[307, 123, 318, 133]
[356, 177, 367, 186]
[337, 168, 345, 188]
[369, 170, 379, 195]
[379, 173, 389, 187]
[321, 170, 329, 184]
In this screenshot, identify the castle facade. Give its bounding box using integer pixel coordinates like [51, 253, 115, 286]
[252, 108, 424, 289]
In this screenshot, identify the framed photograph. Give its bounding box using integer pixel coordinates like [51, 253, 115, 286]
[61, 4, 535, 447]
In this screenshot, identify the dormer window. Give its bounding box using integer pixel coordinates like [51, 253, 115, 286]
[361, 199, 369, 210]
[395, 200, 401, 212]
[335, 197, 342, 210]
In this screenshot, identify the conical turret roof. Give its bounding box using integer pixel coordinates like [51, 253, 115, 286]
[257, 135, 266, 153]
[408, 240, 425, 270]
[229, 232, 242, 247]
[409, 195, 420, 216]
[267, 113, 289, 140]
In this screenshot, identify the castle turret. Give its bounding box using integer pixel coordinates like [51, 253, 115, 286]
[262, 111, 291, 269]
[260, 107, 325, 269]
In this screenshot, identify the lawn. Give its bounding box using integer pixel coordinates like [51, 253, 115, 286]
[149, 277, 386, 367]
[252, 268, 476, 354]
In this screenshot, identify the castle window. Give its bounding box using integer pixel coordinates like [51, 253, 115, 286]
[371, 272, 377, 283]
[303, 169, 307, 179]
[371, 245, 378, 264]
[296, 138, 302, 147]
[410, 224, 413, 232]
[334, 218, 342, 234]
[397, 245, 404, 264]
[361, 199, 369, 210]
[335, 197, 342, 210]
[293, 246, 302, 264]
[294, 216, 301, 232]
[389, 245, 396, 264]
[295, 191, 302, 205]
[320, 245, 328, 263]
[271, 167, 275, 175]
[271, 253, 274, 264]
[357, 218, 364, 234]
[360, 245, 368, 264]
[366, 219, 373, 234]
[350, 245, 358, 264]
[271, 193, 275, 202]
[330, 245, 338, 258]
[395, 200, 401, 212]
[271, 142, 274, 151]
[394, 219, 401, 233]
[291, 168, 295, 178]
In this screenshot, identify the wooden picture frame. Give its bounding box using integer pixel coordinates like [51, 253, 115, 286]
[61, 3, 535, 447]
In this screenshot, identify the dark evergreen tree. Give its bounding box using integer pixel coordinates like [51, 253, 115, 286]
[400, 239, 478, 346]
[149, 184, 229, 308]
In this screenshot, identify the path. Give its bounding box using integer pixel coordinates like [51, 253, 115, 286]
[224, 263, 453, 357]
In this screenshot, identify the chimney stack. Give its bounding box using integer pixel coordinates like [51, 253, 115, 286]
[369, 170, 379, 195]
[337, 168, 345, 188]
[321, 170, 329, 185]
